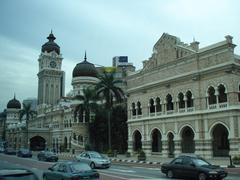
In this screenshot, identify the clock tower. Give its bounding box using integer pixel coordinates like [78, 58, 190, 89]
[37, 31, 65, 105]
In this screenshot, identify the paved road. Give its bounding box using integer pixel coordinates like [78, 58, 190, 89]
[0, 153, 238, 180]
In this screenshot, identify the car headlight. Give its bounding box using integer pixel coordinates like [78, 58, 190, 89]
[209, 171, 218, 174]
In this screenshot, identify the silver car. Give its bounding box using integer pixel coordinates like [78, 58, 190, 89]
[76, 151, 111, 169]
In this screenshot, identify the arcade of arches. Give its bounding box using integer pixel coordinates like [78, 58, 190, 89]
[131, 123, 231, 158]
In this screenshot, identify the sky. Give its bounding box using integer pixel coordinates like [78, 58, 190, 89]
[0, 0, 239, 111]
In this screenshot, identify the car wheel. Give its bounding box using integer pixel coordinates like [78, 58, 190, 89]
[90, 162, 95, 169]
[199, 173, 207, 180]
[43, 175, 47, 180]
[167, 170, 174, 178]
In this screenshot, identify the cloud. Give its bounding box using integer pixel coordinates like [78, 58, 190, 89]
[0, 35, 38, 110]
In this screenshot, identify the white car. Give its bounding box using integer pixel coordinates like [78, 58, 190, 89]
[76, 151, 111, 169]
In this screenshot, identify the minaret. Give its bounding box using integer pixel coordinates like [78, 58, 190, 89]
[37, 31, 65, 105]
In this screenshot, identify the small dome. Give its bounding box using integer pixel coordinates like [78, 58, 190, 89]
[41, 31, 60, 55]
[72, 53, 98, 78]
[7, 96, 21, 109]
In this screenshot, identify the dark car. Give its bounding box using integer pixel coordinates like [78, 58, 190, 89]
[4, 148, 16, 155]
[43, 161, 100, 180]
[37, 151, 58, 162]
[161, 154, 227, 180]
[0, 169, 39, 180]
[17, 148, 32, 158]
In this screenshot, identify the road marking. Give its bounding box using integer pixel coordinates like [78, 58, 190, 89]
[110, 168, 136, 173]
[134, 167, 160, 171]
[100, 172, 128, 180]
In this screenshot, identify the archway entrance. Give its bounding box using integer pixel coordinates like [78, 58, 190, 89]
[212, 124, 229, 157]
[168, 132, 175, 157]
[181, 127, 195, 153]
[133, 130, 142, 151]
[151, 129, 162, 152]
[30, 136, 46, 151]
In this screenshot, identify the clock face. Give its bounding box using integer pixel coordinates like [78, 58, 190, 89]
[50, 61, 57, 68]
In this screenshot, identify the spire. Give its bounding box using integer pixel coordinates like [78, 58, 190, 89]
[47, 30, 56, 42]
[84, 51, 87, 61]
[14, 93, 16, 99]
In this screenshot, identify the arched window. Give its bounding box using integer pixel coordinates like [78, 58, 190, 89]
[156, 97, 162, 112]
[178, 93, 185, 109]
[186, 91, 194, 107]
[166, 94, 173, 111]
[218, 84, 227, 103]
[132, 103, 136, 116]
[208, 86, 216, 105]
[239, 85, 240, 102]
[149, 98, 155, 113]
[137, 101, 142, 115]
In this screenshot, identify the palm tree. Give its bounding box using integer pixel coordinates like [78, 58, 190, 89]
[72, 87, 98, 149]
[1, 109, 7, 141]
[96, 72, 125, 150]
[19, 103, 36, 148]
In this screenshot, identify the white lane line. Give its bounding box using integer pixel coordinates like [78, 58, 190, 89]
[134, 167, 160, 171]
[98, 169, 155, 179]
[100, 172, 128, 180]
[110, 168, 136, 173]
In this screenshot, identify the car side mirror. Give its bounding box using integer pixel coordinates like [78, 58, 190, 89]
[48, 167, 53, 171]
[190, 163, 196, 167]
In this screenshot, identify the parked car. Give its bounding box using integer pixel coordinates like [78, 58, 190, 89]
[4, 147, 16, 155]
[43, 161, 99, 180]
[76, 151, 111, 169]
[17, 148, 32, 158]
[0, 146, 5, 153]
[0, 168, 39, 180]
[161, 154, 228, 180]
[37, 151, 58, 162]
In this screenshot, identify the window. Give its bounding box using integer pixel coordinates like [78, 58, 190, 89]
[208, 86, 216, 104]
[218, 84, 227, 103]
[178, 93, 185, 108]
[186, 91, 193, 107]
[132, 103, 136, 116]
[149, 98, 155, 113]
[156, 97, 162, 112]
[239, 85, 240, 102]
[137, 101, 142, 115]
[166, 94, 173, 111]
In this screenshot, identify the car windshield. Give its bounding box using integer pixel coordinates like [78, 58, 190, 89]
[193, 158, 211, 166]
[70, 163, 92, 173]
[89, 152, 103, 159]
[45, 152, 54, 155]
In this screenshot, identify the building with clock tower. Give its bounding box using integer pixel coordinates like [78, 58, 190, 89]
[37, 31, 65, 105]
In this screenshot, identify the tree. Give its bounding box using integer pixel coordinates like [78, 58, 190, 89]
[72, 87, 98, 148]
[96, 72, 125, 150]
[19, 103, 36, 148]
[1, 109, 7, 141]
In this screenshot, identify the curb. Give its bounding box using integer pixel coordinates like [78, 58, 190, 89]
[110, 158, 161, 165]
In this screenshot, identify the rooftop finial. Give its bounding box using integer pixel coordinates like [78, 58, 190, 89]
[84, 51, 87, 61]
[193, 37, 195, 42]
[51, 29, 53, 34]
[14, 93, 16, 99]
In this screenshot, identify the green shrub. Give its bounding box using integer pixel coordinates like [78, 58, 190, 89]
[137, 149, 146, 161]
[233, 155, 240, 160]
[107, 149, 114, 157]
[125, 151, 131, 157]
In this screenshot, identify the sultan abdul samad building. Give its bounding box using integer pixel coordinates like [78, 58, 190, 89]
[0, 32, 240, 159]
[126, 33, 240, 158]
[0, 31, 134, 153]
